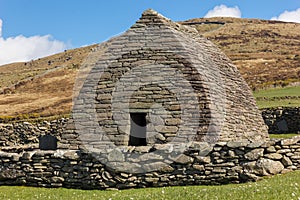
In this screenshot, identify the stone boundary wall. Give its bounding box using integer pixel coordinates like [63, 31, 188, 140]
[0, 137, 299, 190]
[0, 119, 79, 150]
[261, 107, 300, 134]
[1, 109, 299, 150]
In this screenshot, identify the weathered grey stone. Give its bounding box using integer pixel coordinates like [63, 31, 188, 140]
[195, 156, 211, 164]
[134, 146, 152, 153]
[247, 141, 264, 148]
[192, 164, 205, 171]
[227, 140, 250, 148]
[277, 149, 291, 154]
[153, 144, 174, 153]
[155, 126, 178, 133]
[22, 152, 33, 160]
[243, 161, 266, 175]
[145, 177, 159, 183]
[281, 136, 300, 146]
[51, 177, 64, 183]
[102, 171, 112, 181]
[174, 154, 194, 164]
[106, 162, 142, 173]
[264, 153, 283, 160]
[228, 150, 236, 158]
[215, 142, 227, 146]
[159, 165, 174, 173]
[63, 151, 80, 160]
[120, 173, 129, 178]
[190, 142, 213, 156]
[245, 148, 264, 161]
[256, 158, 284, 175]
[143, 162, 168, 172]
[212, 168, 227, 173]
[291, 154, 300, 160]
[281, 168, 293, 174]
[165, 118, 181, 126]
[107, 149, 125, 162]
[266, 146, 277, 153]
[214, 147, 222, 151]
[281, 156, 293, 167]
[138, 153, 163, 162]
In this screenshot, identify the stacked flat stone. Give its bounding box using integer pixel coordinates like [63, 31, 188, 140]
[0, 137, 299, 189]
[0, 118, 80, 150]
[262, 107, 300, 134]
[74, 9, 268, 147]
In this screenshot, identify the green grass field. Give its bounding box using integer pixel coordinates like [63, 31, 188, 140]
[0, 171, 299, 200]
[253, 86, 300, 109]
[269, 133, 299, 139]
[253, 86, 300, 98]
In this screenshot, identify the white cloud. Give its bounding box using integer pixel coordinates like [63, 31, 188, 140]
[204, 4, 242, 18]
[0, 19, 67, 66]
[271, 8, 300, 23]
[0, 19, 2, 37]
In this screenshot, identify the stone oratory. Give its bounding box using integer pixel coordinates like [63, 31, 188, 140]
[74, 9, 269, 149]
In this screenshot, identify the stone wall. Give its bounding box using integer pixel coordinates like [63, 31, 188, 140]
[0, 113, 298, 151]
[0, 137, 299, 189]
[261, 107, 300, 134]
[0, 119, 79, 150]
[0, 109, 299, 150]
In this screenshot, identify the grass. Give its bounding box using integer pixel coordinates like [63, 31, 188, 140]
[0, 113, 70, 123]
[254, 86, 300, 109]
[256, 99, 300, 109]
[269, 133, 299, 139]
[253, 86, 300, 98]
[0, 171, 299, 200]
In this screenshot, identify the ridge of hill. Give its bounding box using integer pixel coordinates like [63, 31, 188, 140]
[0, 17, 299, 118]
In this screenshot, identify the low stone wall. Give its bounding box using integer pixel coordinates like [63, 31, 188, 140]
[261, 107, 300, 134]
[0, 108, 299, 149]
[0, 137, 299, 190]
[0, 119, 79, 150]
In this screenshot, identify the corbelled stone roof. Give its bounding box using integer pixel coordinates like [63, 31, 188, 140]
[74, 9, 269, 147]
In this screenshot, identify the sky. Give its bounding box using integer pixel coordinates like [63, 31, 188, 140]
[0, 0, 300, 65]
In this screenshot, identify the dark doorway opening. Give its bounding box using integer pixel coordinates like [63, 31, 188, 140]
[129, 113, 147, 146]
[39, 135, 57, 150]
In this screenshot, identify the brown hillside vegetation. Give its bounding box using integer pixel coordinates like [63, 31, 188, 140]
[0, 45, 97, 118]
[181, 17, 300, 89]
[0, 17, 299, 118]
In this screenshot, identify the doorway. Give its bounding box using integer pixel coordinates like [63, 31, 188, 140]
[129, 113, 147, 146]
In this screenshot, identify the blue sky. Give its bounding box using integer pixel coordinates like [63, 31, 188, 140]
[0, 0, 300, 65]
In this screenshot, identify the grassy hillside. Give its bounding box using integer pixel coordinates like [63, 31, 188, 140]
[253, 86, 300, 108]
[0, 17, 299, 118]
[0, 170, 299, 200]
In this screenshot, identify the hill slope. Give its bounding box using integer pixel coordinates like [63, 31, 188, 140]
[0, 17, 299, 118]
[0, 45, 96, 118]
[181, 17, 300, 89]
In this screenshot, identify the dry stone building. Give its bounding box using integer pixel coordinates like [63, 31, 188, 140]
[73, 9, 268, 149]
